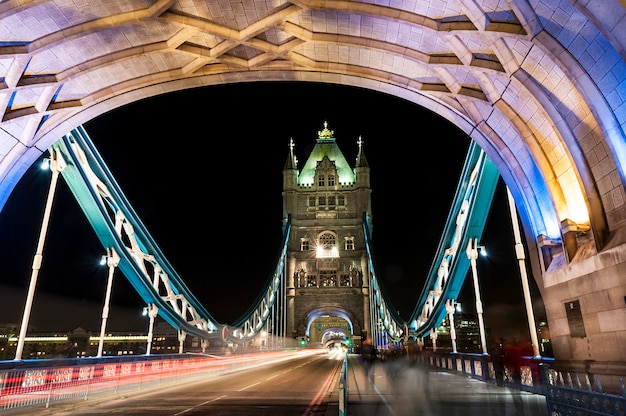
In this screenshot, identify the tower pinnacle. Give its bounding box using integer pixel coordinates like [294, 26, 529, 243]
[318, 121, 334, 140]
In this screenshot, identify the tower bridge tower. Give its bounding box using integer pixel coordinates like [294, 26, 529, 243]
[283, 122, 373, 348]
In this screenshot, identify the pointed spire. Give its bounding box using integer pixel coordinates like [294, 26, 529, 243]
[356, 135, 369, 168]
[284, 137, 298, 170]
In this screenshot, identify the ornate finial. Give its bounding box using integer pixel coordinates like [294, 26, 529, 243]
[318, 121, 334, 139]
[357, 136, 364, 149]
[289, 137, 295, 152]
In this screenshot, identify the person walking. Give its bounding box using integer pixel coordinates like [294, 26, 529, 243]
[488, 337, 505, 386]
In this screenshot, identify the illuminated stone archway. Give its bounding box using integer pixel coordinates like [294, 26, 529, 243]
[319, 327, 351, 348]
[1, 1, 625, 368]
[304, 307, 357, 347]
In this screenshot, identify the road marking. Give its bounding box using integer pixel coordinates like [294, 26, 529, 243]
[302, 359, 342, 416]
[368, 378, 396, 416]
[238, 382, 261, 391]
[173, 395, 227, 415]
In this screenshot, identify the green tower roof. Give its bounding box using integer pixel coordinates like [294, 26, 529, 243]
[298, 122, 355, 185]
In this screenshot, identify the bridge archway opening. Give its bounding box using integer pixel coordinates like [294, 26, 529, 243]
[320, 328, 352, 349]
[304, 307, 354, 347]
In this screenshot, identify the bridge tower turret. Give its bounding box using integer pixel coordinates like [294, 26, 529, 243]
[283, 122, 372, 348]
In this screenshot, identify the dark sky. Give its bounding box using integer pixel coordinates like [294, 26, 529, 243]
[0, 82, 544, 337]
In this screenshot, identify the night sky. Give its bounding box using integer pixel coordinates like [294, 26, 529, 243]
[0, 82, 544, 337]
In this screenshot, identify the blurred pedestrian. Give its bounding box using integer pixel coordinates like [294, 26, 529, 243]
[359, 338, 377, 380]
[488, 336, 505, 386]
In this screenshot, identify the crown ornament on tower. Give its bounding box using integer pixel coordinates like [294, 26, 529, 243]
[318, 121, 334, 139]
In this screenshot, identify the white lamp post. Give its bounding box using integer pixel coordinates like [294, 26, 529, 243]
[97, 247, 120, 357]
[15, 150, 66, 361]
[178, 330, 186, 354]
[445, 299, 458, 353]
[430, 328, 438, 352]
[466, 238, 489, 355]
[506, 187, 541, 358]
[145, 303, 158, 355]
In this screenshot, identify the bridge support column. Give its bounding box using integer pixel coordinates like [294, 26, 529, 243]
[15, 149, 66, 361]
[430, 328, 438, 352]
[178, 330, 186, 354]
[417, 337, 424, 351]
[145, 304, 158, 355]
[466, 239, 488, 355]
[97, 248, 120, 358]
[445, 299, 458, 353]
[507, 187, 541, 358]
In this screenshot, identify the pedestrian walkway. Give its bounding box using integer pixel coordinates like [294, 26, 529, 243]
[336, 354, 549, 416]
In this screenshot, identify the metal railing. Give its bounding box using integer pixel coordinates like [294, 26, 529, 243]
[416, 350, 626, 415]
[540, 363, 626, 416]
[338, 354, 348, 416]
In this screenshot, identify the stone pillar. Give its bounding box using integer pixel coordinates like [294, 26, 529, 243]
[537, 233, 557, 272]
[287, 254, 296, 337]
[360, 254, 370, 341]
[561, 219, 579, 263]
[287, 254, 296, 289]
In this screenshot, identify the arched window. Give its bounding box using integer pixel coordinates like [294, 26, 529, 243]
[316, 231, 338, 258]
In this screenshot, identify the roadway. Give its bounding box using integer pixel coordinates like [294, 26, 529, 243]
[3, 349, 549, 416]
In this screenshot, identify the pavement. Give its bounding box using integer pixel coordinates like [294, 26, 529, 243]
[325, 354, 549, 416]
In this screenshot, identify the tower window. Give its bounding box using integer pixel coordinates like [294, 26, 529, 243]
[319, 232, 336, 248]
[316, 232, 338, 258]
[328, 175, 335, 186]
[328, 196, 336, 208]
[301, 238, 310, 251]
[306, 275, 317, 287]
[318, 196, 326, 206]
[308, 197, 316, 207]
[345, 237, 355, 250]
[340, 273, 351, 287]
[338, 195, 345, 206]
[318, 175, 325, 186]
[320, 270, 336, 287]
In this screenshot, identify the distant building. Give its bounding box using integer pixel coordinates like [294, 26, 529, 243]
[434, 313, 484, 352]
[0, 320, 189, 359]
[431, 314, 552, 356]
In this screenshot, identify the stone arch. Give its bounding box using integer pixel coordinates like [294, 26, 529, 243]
[15, 66, 619, 270]
[299, 306, 362, 343]
[2, 0, 626, 366]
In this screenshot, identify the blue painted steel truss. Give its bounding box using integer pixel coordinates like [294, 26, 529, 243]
[52, 126, 290, 344]
[52, 127, 498, 347]
[363, 141, 500, 342]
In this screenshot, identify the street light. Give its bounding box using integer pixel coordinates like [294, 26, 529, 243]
[97, 247, 120, 357]
[145, 303, 158, 355]
[506, 187, 541, 358]
[466, 238, 488, 355]
[15, 149, 66, 361]
[445, 299, 458, 353]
